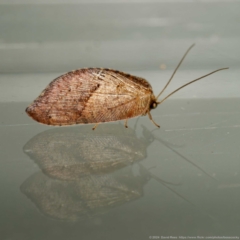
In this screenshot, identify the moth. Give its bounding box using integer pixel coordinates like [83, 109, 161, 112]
[26, 44, 228, 130]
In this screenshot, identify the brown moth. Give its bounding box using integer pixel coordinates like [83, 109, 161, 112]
[26, 45, 228, 129]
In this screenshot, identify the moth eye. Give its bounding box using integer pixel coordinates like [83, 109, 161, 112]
[151, 102, 157, 109]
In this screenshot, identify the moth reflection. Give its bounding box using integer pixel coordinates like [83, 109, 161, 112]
[21, 123, 156, 221]
[20, 166, 150, 221]
[23, 123, 154, 180]
[22, 123, 206, 221]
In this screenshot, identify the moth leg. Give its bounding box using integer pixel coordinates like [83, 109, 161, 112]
[147, 111, 160, 128]
[124, 119, 128, 128]
[92, 123, 99, 130]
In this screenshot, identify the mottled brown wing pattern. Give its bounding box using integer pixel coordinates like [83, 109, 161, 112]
[26, 68, 154, 125]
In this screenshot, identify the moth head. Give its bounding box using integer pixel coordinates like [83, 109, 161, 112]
[150, 101, 158, 110]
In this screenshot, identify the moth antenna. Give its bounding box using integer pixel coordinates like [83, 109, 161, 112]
[156, 44, 195, 100]
[157, 67, 229, 105]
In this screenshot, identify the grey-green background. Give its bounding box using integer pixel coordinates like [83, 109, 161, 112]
[0, 1, 240, 240]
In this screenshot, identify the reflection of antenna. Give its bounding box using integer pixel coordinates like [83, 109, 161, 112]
[141, 125, 217, 181]
[139, 164, 181, 186]
[155, 136, 218, 181]
[138, 163, 194, 206]
[139, 163, 217, 221]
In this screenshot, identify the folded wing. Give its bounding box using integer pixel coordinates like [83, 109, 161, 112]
[26, 68, 153, 125]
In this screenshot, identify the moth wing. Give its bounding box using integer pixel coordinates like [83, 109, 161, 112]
[26, 68, 153, 125]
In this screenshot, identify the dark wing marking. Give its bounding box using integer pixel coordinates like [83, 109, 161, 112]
[77, 94, 151, 124]
[26, 68, 153, 125]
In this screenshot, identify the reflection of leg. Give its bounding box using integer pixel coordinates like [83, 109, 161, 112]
[147, 111, 160, 128]
[133, 117, 140, 131]
[124, 119, 128, 128]
[92, 123, 99, 130]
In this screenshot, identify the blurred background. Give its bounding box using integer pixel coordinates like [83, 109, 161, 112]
[0, 0, 239, 102]
[0, 0, 239, 73]
[0, 1, 240, 240]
